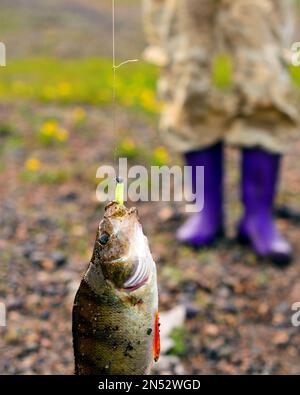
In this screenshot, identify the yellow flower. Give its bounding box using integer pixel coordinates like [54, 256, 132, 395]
[25, 158, 41, 172]
[153, 146, 170, 166]
[58, 82, 71, 97]
[122, 138, 136, 151]
[117, 138, 139, 159]
[141, 89, 159, 112]
[55, 127, 69, 142]
[73, 106, 86, 123]
[41, 120, 58, 137]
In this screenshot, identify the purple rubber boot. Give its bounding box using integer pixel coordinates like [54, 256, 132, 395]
[176, 143, 224, 247]
[238, 148, 292, 264]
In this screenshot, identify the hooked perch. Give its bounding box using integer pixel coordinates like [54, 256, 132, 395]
[72, 202, 159, 374]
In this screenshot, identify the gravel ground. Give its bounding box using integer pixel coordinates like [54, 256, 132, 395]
[1, 101, 300, 374]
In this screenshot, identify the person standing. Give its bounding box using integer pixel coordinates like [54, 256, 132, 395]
[143, 0, 299, 264]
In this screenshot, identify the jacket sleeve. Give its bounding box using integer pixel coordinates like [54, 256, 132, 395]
[142, 0, 178, 67]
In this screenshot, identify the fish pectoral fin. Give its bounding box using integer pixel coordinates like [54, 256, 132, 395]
[153, 310, 160, 362]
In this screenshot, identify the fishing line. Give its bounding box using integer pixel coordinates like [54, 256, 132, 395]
[111, 0, 138, 196]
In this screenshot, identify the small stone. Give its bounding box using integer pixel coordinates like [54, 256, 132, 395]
[59, 191, 78, 202]
[272, 313, 285, 326]
[159, 207, 173, 221]
[72, 225, 85, 237]
[40, 310, 50, 320]
[50, 251, 67, 268]
[7, 297, 24, 311]
[272, 331, 289, 346]
[40, 338, 51, 348]
[223, 302, 238, 314]
[258, 303, 269, 316]
[203, 324, 219, 337]
[41, 259, 55, 271]
[30, 251, 45, 266]
[5, 328, 20, 345]
[185, 305, 200, 320]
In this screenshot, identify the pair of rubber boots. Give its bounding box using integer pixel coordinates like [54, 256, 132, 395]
[177, 143, 292, 265]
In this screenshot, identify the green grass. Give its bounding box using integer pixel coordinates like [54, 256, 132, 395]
[1, 56, 300, 114]
[167, 327, 188, 357]
[0, 57, 159, 113]
[20, 168, 70, 184]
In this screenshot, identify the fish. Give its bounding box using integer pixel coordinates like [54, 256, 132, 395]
[72, 201, 160, 375]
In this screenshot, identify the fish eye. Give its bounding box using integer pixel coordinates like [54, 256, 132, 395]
[98, 233, 110, 246]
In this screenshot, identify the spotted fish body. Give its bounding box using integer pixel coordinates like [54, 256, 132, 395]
[72, 202, 160, 375]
